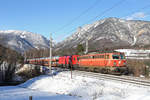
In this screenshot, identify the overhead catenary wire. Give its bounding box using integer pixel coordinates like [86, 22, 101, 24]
[54, 0, 102, 42]
[55, 0, 102, 33]
[56, 1, 150, 43]
[84, 0, 127, 24]
[55, 0, 126, 42]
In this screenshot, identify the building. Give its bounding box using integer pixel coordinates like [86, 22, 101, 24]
[115, 49, 150, 59]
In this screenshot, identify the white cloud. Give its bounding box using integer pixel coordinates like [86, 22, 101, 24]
[125, 12, 147, 20]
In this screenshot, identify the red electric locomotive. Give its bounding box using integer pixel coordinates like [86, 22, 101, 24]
[74, 52, 127, 74]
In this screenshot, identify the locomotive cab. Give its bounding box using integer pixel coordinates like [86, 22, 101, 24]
[112, 53, 125, 59]
[110, 53, 127, 74]
[111, 53, 126, 67]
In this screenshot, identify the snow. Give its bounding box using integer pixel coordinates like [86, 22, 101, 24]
[131, 36, 137, 46]
[119, 19, 126, 23]
[0, 86, 80, 100]
[18, 41, 23, 48]
[1, 70, 150, 100]
[20, 31, 27, 38]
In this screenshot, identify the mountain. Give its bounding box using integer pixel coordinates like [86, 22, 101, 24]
[55, 17, 150, 52]
[0, 30, 49, 53]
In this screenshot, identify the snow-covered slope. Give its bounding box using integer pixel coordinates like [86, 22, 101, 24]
[0, 30, 49, 53]
[0, 86, 80, 100]
[19, 71, 150, 100]
[56, 18, 150, 51]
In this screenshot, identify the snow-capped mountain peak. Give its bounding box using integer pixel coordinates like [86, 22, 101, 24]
[0, 30, 49, 53]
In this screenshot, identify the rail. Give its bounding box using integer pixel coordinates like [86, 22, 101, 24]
[72, 70, 150, 87]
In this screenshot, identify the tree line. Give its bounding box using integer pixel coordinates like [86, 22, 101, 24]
[0, 44, 24, 82]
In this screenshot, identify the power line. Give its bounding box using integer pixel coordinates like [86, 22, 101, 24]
[49, 33, 52, 73]
[55, 0, 102, 33]
[55, 28, 76, 42]
[85, 0, 126, 24]
[56, 0, 126, 41]
[56, 1, 150, 43]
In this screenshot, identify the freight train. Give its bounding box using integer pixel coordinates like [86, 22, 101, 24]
[26, 52, 128, 74]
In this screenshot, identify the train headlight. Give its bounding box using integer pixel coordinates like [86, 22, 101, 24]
[123, 62, 126, 65]
[118, 61, 121, 65]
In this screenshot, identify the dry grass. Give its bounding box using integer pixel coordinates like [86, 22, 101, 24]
[127, 59, 150, 77]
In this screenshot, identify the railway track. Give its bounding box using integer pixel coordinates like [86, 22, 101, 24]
[71, 70, 150, 87]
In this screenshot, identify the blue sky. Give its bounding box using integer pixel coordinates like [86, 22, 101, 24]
[0, 0, 150, 42]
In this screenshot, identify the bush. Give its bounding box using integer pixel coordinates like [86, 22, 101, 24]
[127, 59, 150, 77]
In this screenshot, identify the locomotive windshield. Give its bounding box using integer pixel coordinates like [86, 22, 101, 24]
[112, 54, 125, 59]
[112, 55, 119, 59]
[120, 54, 125, 59]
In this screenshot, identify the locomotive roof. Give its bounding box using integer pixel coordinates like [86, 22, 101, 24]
[27, 56, 59, 60]
[79, 52, 123, 57]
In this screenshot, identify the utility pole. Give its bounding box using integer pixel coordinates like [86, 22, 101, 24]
[85, 36, 91, 54]
[24, 52, 26, 64]
[83, 29, 92, 54]
[85, 39, 88, 54]
[49, 33, 52, 73]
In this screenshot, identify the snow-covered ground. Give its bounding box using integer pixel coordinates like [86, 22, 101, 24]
[0, 86, 80, 100]
[1, 70, 150, 100]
